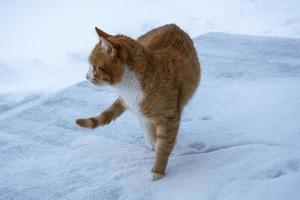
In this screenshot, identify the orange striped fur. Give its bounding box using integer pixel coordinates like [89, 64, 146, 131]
[76, 24, 201, 180]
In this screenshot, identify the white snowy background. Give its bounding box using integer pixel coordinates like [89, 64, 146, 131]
[0, 0, 300, 199]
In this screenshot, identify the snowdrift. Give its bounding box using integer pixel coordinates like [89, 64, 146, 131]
[0, 33, 300, 200]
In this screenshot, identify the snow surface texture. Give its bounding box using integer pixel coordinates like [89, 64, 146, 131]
[1, 33, 300, 200]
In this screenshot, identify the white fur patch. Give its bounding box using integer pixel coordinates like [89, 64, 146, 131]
[113, 66, 154, 147]
[87, 64, 94, 81]
[113, 66, 144, 114]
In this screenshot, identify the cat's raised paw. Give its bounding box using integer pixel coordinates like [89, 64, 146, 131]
[75, 118, 97, 128]
[150, 172, 164, 181]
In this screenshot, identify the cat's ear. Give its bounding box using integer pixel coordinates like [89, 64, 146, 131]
[95, 27, 116, 57]
[95, 27, 111, 38]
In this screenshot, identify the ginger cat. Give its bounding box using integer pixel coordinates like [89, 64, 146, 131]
[76, 24, 201, 180]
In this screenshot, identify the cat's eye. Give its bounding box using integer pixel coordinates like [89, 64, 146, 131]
[99, 67, 108, 74]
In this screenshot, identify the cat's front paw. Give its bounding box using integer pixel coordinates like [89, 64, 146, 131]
[145, 141, 155, 151]
[75, 118, 97, 128]
[150, 172, 164, 181]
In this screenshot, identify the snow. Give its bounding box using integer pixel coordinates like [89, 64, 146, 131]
[0, 33, 300, 200]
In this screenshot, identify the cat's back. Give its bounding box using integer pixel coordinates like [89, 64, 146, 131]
[137, 24, 192, 54]
[138, 24, 201, 109]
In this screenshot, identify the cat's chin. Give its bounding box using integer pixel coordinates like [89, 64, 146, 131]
[89, 80, 108, 87]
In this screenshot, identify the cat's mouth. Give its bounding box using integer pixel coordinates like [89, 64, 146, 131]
[86, 74, 101, 86]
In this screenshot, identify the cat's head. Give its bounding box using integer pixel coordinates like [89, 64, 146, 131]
[86, 27, 124, 86]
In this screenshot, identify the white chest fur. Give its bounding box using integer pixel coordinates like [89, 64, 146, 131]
[113, 66, 144, 114]
[113, 66, 155, 150]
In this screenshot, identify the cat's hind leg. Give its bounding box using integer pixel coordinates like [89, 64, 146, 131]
[151, 116, 179, 180]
